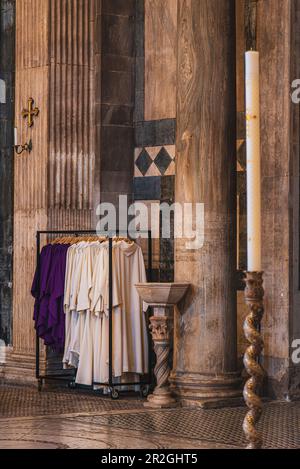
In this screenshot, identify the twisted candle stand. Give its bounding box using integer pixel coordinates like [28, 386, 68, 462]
[243, 271, 265, 449]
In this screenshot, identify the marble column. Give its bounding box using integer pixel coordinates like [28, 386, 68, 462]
[170, 0, 241, 406]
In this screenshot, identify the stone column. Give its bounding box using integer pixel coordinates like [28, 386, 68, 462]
[6, 0, 96, 384]
[170, 0, 240, 406]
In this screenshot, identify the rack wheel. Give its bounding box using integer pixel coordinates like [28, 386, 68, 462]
[37, 379, 43, 392]
[111, 388, 119, 400]
[68, 380, 76, 389]
[140, 386, 149, 398]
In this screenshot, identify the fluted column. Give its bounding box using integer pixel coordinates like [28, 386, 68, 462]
[170, 0, 241, 406]
[9, 0, 96, 384]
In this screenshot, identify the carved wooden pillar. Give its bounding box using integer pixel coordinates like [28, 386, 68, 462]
[8, 0, 96, 383]
[170, 0, 241, 406]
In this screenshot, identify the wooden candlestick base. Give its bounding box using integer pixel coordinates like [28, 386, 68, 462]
[243, 271, 265, 449]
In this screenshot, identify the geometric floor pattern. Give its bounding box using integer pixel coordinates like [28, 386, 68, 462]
[0, 385, 299, 449]
[91, 402, 300, 449]
[0, 384, 144, 418]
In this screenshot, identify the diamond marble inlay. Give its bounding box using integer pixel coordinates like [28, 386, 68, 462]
[134, 146, 175, 177]
[135, 149, 153, 176]
[154, 147, 172, 175]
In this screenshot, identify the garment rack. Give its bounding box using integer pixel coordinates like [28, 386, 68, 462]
[35, 229, 153, 399]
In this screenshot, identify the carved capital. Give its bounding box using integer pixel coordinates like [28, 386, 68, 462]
[149, 316, 172, 342]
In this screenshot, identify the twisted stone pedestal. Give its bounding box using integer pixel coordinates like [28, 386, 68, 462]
[135, 282, 190, 409]
[145, 307, 177, 409]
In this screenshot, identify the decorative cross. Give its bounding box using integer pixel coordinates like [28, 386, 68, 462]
[21, 97, 39, 127]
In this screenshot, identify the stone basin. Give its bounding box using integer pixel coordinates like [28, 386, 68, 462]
[135, 282, 190, 306]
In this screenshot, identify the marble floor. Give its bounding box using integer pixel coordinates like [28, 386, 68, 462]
[0, 385, 299, 449]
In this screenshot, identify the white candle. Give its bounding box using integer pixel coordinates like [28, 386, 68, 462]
[14, 127, 18, 146]
[245, 51, 261, 271]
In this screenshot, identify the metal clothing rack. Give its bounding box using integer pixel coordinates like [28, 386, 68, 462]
[35, 229, 153, 399]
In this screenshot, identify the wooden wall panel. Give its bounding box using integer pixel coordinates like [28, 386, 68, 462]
[144, 0, 177, 121]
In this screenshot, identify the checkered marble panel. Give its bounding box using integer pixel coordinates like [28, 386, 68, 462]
[134, 145, 175, 177]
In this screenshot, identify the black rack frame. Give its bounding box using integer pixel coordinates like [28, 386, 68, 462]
[35, 229, 153, 399]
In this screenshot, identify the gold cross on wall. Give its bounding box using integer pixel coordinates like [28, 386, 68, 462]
[21, 97, 39, 127]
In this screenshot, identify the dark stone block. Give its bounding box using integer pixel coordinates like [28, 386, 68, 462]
[102, 53, 134, 73]
[237, 139, 246, 170]
[135, 119, 176, 147]
[159, 204, 174, 281]
[135, 0, 145, 58]
[0, 282, 12, 344]
[102, 70, 134, 106]
[98, 192, 133, 216]
[95, 68, 102, 105]
[133, 176, 161, 200]
[0, 0, 15, 72]
[101, 126, 134, 171]
[0, 0, 14, 346]
[237, 111, 246, 139]
[102, 0, 135, 16]
[101, 104, 133, 126]
[0, 73, 10, 114]
[0, 75, 14, 122]
[134, 90, 144, 123]
[135, 57, 144, 92]
[95, 15, 102, 54]
[159, 269, 174, 282]
[148, 268, 159, 282]
[135, 0, 145, 21]
[161, 176, 175, 202]
[0, 119, 12, 148]
[102, 14, 134, 57]
[0, 149, 14, 219]
[236, 270, 246, 291]
[101, 170, 133, 193]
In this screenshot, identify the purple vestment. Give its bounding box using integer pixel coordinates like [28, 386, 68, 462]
[31, 244, 69, 352]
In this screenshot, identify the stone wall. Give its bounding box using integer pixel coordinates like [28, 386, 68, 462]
[0, 0, 14, 346]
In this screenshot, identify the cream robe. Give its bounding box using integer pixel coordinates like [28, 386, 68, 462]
[63, 243, 86, 368]
[76, 242, 102, 385]
[114, 241, 148, 375]
[90, 243, 123, 383]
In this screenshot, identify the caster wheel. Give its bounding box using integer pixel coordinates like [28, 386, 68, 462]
[140, 386, 149, 398]
[68, 381, 76, 389]
[37, 379, 43, 392]
[111, 388, 119, 400]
